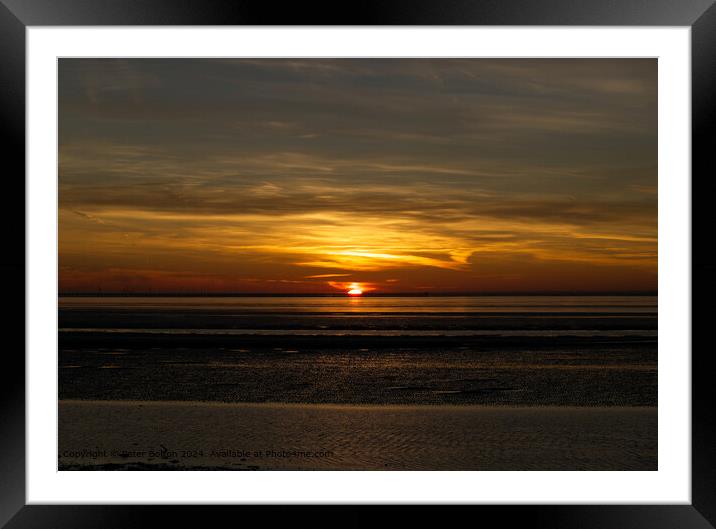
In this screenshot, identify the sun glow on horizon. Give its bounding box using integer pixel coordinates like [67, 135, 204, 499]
[347, 283, 363, 296]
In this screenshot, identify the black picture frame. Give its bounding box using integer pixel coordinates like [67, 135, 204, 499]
[2, 0, 714, 526]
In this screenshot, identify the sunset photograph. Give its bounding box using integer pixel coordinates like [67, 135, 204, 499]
[58, 58, 657, 471]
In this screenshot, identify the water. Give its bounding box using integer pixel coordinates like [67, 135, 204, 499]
[58, 295, 657, 406]
[60, 327, 656, 337]
[59, 295, 657, 335]
[59, 295, 657, 314]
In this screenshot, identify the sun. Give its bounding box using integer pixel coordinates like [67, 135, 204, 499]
[347, 283, 363, 296]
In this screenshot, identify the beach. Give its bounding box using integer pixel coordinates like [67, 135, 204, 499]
[59, 400, 657, 471]
[58, 295, 658, 470]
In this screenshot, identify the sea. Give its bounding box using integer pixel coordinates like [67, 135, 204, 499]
[58, 295, 657, 406]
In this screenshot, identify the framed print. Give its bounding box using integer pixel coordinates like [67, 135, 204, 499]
[2, 0, 715, 527]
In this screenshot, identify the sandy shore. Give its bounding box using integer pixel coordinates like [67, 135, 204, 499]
[59, 400, 657, 471]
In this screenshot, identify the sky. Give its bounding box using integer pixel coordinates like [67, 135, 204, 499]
[58, 58, 657, 294]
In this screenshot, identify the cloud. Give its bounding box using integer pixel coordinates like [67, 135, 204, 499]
[71, 209, 105, 224]
[58, 58, 657, 293]
[304, 273, 351, 278]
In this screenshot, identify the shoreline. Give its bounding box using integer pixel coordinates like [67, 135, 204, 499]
[59, 398, 658, 409]
[59, 331, 657, 350]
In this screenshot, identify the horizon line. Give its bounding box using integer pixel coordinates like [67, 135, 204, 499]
[59, 291, 658, 297]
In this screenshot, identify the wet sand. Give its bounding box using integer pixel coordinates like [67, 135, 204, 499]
[59, 333, 657, 406]
[58, 400, 657, 471]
